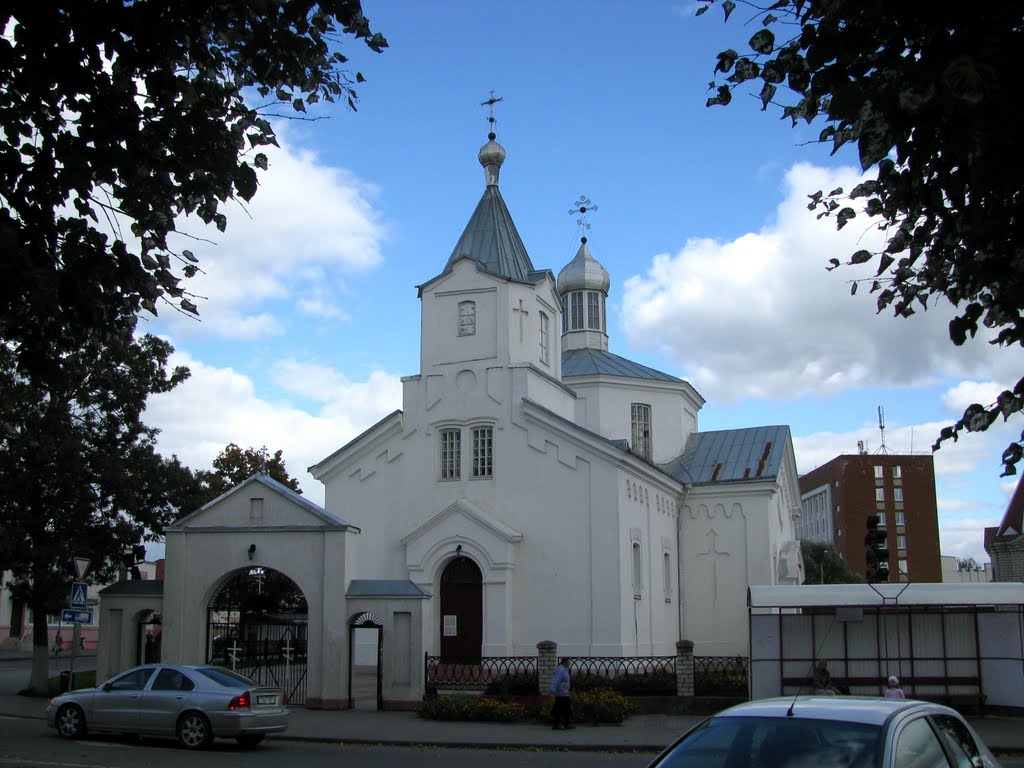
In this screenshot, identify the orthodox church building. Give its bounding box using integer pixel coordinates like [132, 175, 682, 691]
[123, 126, 804, 708]
[305, 128, 804, 658]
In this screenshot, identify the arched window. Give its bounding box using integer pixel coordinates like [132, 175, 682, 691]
[632, 541, 642, 599]
[631, 403, 652, 461]
[663, 551, 672, 602]
[539, 311, 550, 364]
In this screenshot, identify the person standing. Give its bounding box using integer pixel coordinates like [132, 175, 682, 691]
[548, 657, 574, 730]
[884, 675, 906, 699]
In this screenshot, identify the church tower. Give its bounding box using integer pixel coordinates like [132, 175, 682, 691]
[557, 199, 610, 354]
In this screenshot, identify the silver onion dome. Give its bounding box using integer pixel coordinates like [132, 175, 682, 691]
[479, 132, 506, 186]
[557, 238, 610, 295]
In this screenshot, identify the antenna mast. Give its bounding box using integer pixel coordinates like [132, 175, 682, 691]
[877, 406, 889, 454]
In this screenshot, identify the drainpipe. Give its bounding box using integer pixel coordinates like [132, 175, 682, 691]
[677, 483, 692, 642]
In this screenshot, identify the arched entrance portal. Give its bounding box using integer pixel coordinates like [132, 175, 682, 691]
[207, 567, 308, 704]
[439, 556, 482, 663]
[137, 609, 161, 665]
[348, 612, 382, 710]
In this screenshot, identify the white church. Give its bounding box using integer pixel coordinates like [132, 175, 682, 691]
[102, 126, 805, 708]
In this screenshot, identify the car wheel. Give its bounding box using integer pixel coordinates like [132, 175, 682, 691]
[235, 734, 265, 747]
[177, 711, 213, 750]
[56, 704, 87, 739]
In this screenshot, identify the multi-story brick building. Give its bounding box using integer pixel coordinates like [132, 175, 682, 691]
[798, 453, 942, 583]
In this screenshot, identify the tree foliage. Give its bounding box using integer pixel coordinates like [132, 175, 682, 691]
[700, 0, 1024, 474]
[0, 329, 191, 691]
[0, 0, 386, 378]
[800, 541, 862, 584]
[189, 443, 303, 512]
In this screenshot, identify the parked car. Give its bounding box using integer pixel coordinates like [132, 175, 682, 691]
[647, 695, 1001, 767]
[46, 664, 288, 749]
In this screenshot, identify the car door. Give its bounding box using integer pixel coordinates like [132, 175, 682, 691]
[890, 715, 954, 768]
[138, 668, 195, 735]
[91, 667, 157, 731]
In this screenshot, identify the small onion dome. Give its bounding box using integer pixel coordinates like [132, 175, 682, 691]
[478, 132, 506, 180]
[557, 238, 610, 295]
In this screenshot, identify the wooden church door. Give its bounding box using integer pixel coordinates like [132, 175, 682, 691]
[439, 555, 482, 663]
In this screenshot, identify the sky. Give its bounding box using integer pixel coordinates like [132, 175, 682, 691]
[140, 1, 1022, 566]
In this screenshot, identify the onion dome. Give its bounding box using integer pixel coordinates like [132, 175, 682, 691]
[557, 237, 610, 295]
[479, 132, 505, 186]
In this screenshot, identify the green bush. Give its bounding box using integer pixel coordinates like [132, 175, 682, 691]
[419, 694, 529, 722]
[534, 688, 636, 724]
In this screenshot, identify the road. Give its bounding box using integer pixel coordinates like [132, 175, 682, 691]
[0, 715, 654, 768]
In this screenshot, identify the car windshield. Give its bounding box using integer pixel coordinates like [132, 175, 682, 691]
[654, 715, 882, 768]
[194, 667, 258, 687]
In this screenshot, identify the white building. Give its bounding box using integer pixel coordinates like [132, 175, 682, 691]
[119, 128, 805, 707]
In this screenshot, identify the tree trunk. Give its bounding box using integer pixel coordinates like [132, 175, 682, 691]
[29, 593, 51, 695]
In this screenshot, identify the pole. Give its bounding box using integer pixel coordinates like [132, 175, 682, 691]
[69, 622, 81, 689]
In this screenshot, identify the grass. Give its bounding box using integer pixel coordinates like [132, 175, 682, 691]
[48, 670, 97, 696]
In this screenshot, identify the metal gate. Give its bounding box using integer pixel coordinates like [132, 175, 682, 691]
[207, 619, 308, 705]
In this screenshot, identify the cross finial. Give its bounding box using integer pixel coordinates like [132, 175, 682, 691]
[481, 90, 503, 139]
[568, 195, 598, 242]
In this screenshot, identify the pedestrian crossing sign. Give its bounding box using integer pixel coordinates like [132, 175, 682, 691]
[70, 581, 88, 610]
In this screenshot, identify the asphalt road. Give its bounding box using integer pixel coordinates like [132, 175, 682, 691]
[0, 715, 654, 768]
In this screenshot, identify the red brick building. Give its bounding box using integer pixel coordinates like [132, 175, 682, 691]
[798, 453, 942, 583]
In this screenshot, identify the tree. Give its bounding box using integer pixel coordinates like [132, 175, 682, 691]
[700, 1, 1024, 474]
[800, 541, 862, 584]
[188, 443, 303, 512]
[0, 329, 190, 693]
[957, 556, 980, 572]
[0, 1, 386, 380]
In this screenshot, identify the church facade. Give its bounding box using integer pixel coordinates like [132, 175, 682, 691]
[142, 128, 805, 708]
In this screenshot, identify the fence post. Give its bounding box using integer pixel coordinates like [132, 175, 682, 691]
[676, 639, 694, 697]
[537, 640, 557, 696]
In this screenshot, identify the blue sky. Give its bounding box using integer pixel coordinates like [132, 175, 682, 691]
[142, 1, 1022, 565]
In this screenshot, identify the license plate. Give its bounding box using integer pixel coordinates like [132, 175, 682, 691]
[257, 695, 276, 705]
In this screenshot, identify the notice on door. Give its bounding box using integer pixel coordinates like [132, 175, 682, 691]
[443, 615, 457, 637]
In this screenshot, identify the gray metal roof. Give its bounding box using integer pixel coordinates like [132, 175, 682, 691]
[660, 425, 790, 485]
[562, 348, 681, 382]
[443, 184, 536, 282]
[749, 582, 1024, 608]
[346, 580, 431, 598]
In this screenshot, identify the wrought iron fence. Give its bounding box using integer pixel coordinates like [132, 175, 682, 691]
[571, 656, 677, 695]
[425, 654, 537, 694]
[694, 655, 748, 696]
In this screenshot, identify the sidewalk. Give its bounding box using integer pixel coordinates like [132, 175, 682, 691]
[2, 690, 1023, 754]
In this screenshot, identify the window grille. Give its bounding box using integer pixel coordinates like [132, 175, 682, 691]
[631, 403, 652, 461]
[440, 429, 461, 479]
[472, 427, 493, 478]
[458, 301, 476, 336]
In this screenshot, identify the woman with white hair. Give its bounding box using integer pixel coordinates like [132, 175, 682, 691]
[884, 675, 906, 699]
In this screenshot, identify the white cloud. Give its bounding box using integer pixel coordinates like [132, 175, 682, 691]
[158, 127, 385, 339]
[145, 350, 402, 507]
[621, 162, 1007, 402]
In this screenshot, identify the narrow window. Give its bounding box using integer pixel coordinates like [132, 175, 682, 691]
[472, 426, 493, 478]
[877, 512, 887, 526]
[875, 488, 885, 502]
[893, 488, 904, 502]
[586, 291, 600, 330]
[873, 465, 884, 479]
[892, 465, 902, 479]
[560, 295, 568, 334]
[631, 403, 652, 461]
[458, 301, 476, 337]
[440, 429, 461, 479]
[539, 311, 550, 364]
[570, 292, 584, 330]
[632, 541, 642, 599]
[895, 511, 905, 526]
[663, 552, 672, 602]
[898, 558, 908, 575]
[897, 534, 907, 550]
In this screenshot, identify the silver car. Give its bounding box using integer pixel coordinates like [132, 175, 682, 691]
[46, 664, 288, 749]
[647, 695, 1001, 767]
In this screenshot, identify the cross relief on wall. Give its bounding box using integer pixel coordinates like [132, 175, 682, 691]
[696, 529, 731, 600]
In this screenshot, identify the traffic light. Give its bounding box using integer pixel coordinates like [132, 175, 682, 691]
[864, 514, 890, 583]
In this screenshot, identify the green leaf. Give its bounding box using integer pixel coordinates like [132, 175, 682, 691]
[722, 0, 736, 21]
[849, 250, 872, 265]
[254, 153, 268, 171]
[182, 249, 197, 263]
[715, 49, 739, 75]
[759, 82, 776, 110]
[836, 207, 856, 229]
[292, 98, 306, 112]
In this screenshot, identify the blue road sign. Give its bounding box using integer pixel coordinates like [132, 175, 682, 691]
[61, 609, 92, 624]
[69, 581, 88, 610]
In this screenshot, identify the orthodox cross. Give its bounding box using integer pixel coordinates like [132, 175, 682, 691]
[481, 90, 503, 135]
[569, 195, 598, 241]
[696, 529, 731, 599]
[512, 298, 529, 342]
[227, 639, 241, 670]
[251, 567, 265, 595]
